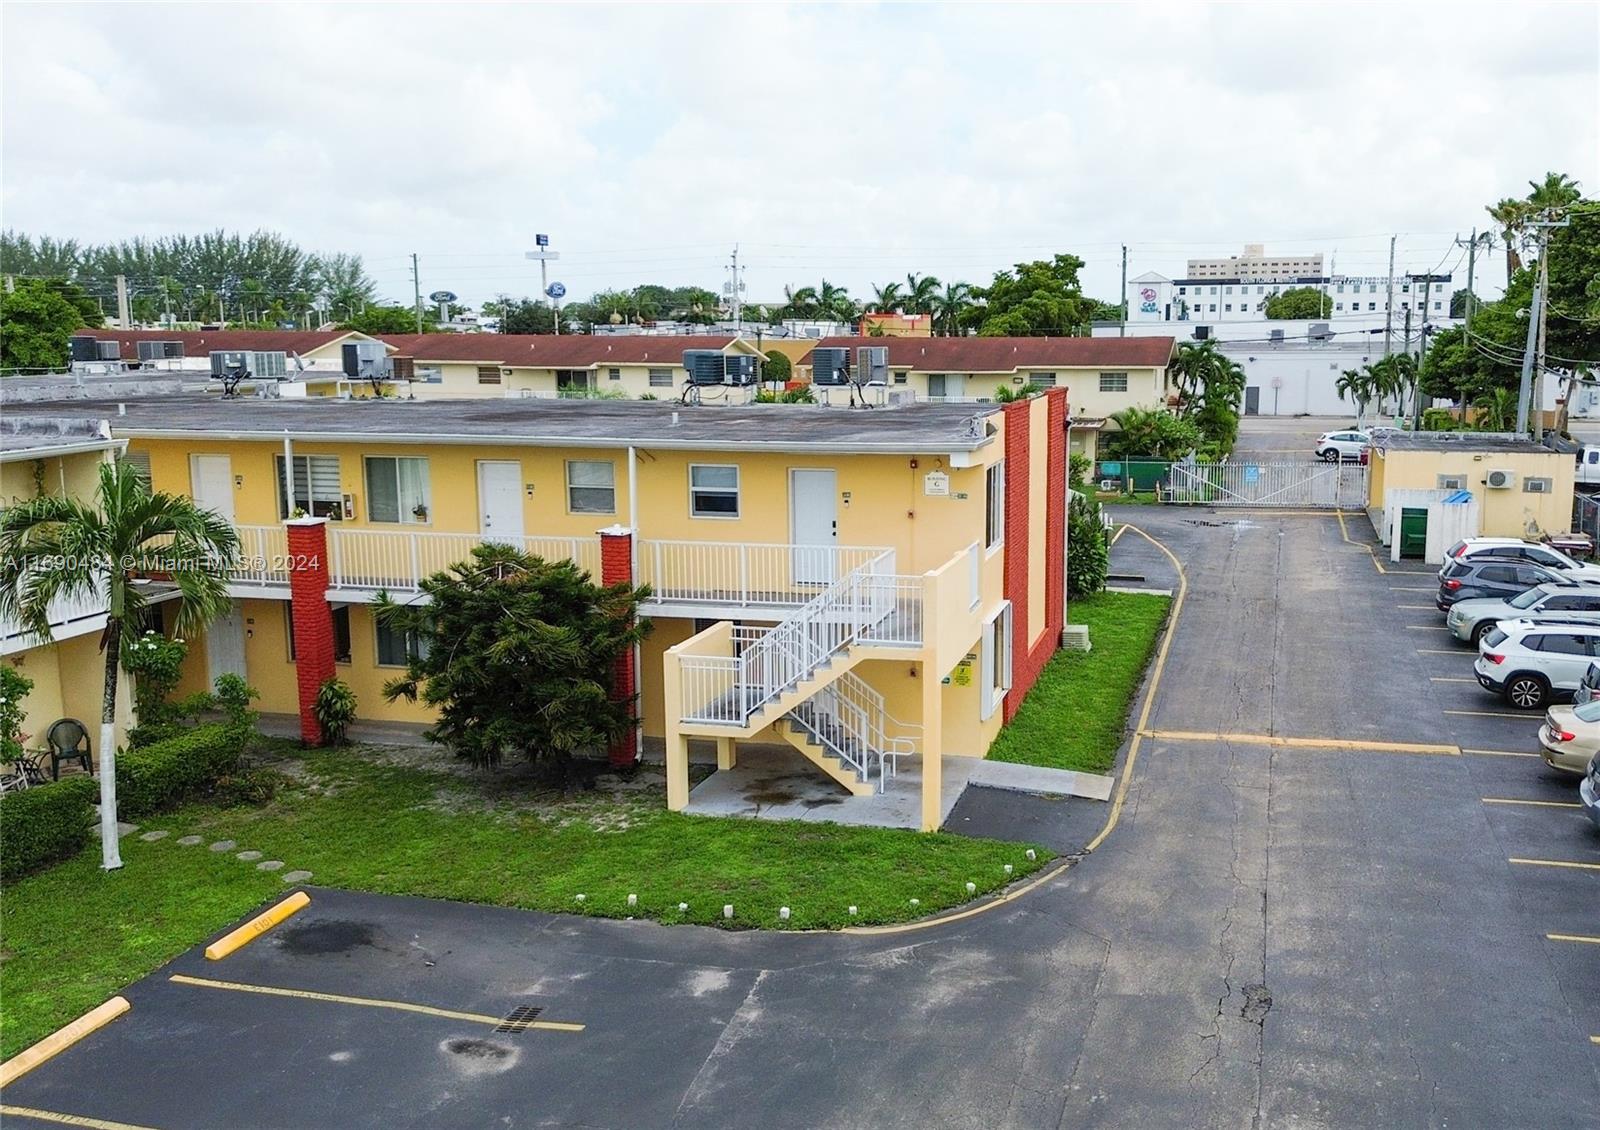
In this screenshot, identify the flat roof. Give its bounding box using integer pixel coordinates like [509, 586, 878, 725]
[1, 417, 119, 461]
[2, 395, 1001, 454]
[1377, 432, 1556, 455]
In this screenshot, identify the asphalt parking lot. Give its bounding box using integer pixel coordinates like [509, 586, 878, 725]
[3, 506, 1595, 1128]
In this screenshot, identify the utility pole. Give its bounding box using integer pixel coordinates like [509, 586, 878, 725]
[1403, 303, 1414, 425]
[115, 274, 131, 328]
[1414, 317, 1431, 433]
[1119, 244, 1128, 337]
[525, 236, 561, 335]
[724, 246, 745, 332]
[1515, 212, 1571, 437]
[1533, 248, 1552, 441]
[1383, 235, 1396, 357]
[410, 253, 423, 334]
[1454, 229, 1489, 329]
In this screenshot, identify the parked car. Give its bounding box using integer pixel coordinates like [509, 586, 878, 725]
[1537, 699, 1600, 774]
[1574, 661, 1600, 705]
[1314, 429, 1370, 462]
[1581, 752, 1600, 830]
[1446, 583, 1600, 644]
[1443, 537, 1600, 580]
[1475, 619, 1600, 708]
[1436, 559, 1582, 610]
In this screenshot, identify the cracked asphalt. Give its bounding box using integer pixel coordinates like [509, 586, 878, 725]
[6, 509, 1598, 1129]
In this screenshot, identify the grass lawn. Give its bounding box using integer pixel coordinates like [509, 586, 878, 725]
[1, 745, 1050, 1058]
[986, 591, 1172, 774]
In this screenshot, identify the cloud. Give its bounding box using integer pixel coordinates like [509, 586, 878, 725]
[3, 1, 1595, 306]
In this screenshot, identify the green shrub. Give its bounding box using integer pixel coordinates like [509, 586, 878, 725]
[122, 630, 189, 745]
[1, 664, 34, 762]
[1067, 492, 1109, 596]
[1422, 407, 1462, 432]
[0, 775, 96, 881]
[115, 723, 247, 818]
[211, 674, 260, 731]
[1069, 453, 1092, 488]
[314, 678, 357, 746]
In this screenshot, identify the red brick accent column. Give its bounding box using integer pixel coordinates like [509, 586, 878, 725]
[285, 517, 336, 746]
[598, 526, 638, 768]
[1001, 389, 1071, 723]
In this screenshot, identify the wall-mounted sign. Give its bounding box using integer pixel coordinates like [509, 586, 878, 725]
[951, 658, 973, 687]
[924, 470, 950, 497]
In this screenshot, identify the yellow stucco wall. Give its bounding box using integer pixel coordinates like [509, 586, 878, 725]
[1369, 448, 1575, 538]
[1, 448, 111, 506]
[4, 634, 134, 763]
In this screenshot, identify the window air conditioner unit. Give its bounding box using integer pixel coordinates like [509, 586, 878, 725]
[1525, 478, 1549, 494]
[1485, 469, 1515, 489]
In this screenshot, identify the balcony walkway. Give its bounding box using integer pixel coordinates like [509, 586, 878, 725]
[683, 746, 974, 831]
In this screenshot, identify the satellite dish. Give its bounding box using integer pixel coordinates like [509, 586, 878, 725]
[428, 290, 457, 304]
[546, 282, 567, 300]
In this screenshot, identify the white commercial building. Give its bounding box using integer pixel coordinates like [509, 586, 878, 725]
[1185, 244, 1324, 282]
[1127, 270, 1453, 329]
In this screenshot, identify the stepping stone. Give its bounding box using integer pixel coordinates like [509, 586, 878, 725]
[281, 870, 313, 884]
[116, 821, 139, 839]
[139, 830, 170, 842]
[236, 850, 263, 862]
[256, 860, 284, 872]
[176, 835, 204, 846]
[208, 840, 236, 852]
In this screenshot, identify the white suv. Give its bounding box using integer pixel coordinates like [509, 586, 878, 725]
[1314, 429, 1370, 462]
[1475, 618, 1600, 709]
[1445, 537, 1600, 581]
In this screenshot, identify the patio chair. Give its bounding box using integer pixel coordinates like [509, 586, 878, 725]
[45, 718, 93, 781]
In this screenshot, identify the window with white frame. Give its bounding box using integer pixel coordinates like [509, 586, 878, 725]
[566, 460, 615, 513]
[979, 602, 1013, 721]
[120, 449, 152, 487]
[608, 367, 622, 382]
[375, 619, 430, 667]
[276, 454, 342, 519]
[689, 464, 739, 517]
[416, 365, 443, 384]
[1099, 371, 1129, 392]
[648, 367, 673, 387]
[1437, 474, 1467, 490]
[477, 366, 502, 385]
[985, 462, 1005, 550]
[1028, 372, 1057, 387]
[365, 456, 431, 524]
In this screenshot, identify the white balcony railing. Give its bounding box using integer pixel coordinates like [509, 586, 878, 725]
[638, 540, 891, 609]
[0, 580, 109, 649]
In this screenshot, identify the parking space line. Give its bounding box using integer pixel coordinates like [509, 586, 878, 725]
[1430, 676, 1476, 683]
[1463, 748, 1540, 758]
[1390, 586, 1435, 591]
[1481, 797, 1583, 809]
[1416, 648, 1465, 655]
[167, 974, 585, 1033]
[1336, 510, 1387, 574]
[1140, 730, 1458, 755]
[1547, 933, 1600, 944]
[0, 1106, 159, 1130]
[1396, 604, 1437, 610]
[1508, 857, 1600, 873]
[1443, 710, 1534, 720]
[1405, 625, 1450, 631]
[1109, 524, 1128, 547]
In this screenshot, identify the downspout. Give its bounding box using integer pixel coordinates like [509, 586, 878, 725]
[629, 445, 643, 760]
[282, 431, 295, 517]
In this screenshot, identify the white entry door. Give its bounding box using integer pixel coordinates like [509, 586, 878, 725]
[206, 603, 247, 684]
[790, 469, 838, 584]
[190, 455, 235, 523]
[477, 461, 524, 544]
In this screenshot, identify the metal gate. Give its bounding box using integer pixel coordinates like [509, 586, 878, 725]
[1166, 460, 1368, 509]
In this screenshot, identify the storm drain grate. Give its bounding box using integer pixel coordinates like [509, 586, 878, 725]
[494, 1006, 545, 1034]
[1182, 519, 1227, 527]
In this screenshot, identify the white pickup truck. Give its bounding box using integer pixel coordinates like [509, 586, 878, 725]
[1578, 445, 1600, 487]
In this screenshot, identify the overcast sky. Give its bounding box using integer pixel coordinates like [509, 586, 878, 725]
[4, 2, 1596, 310]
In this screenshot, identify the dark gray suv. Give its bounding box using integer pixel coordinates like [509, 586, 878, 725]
[1436, 558, 1581, 609]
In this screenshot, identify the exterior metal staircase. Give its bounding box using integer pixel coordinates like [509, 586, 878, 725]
[777, 671, 920, 794]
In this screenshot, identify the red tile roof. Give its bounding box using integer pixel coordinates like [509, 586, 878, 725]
[814, 336, 1176, 371]
[77, 328, 369, 358]
[378, 334, 743, 367]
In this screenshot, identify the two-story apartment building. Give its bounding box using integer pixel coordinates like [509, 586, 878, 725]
[1, 418, 138, 757]
[378, 334, 770, 400]
[801, 336, 1176, 461]
[7, 393, 1068, 830]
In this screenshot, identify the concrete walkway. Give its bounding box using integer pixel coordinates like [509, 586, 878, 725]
[964, 757, 1114, 801]
[685, 745, 975, 830]
[258, 712, 433, 747]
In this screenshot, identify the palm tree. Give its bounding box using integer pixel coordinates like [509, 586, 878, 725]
[1335, 368, 1373, 426]
[870, 282, 903, 313]
[816, 279, 855, 323]
[932, 281, 973, 336]
[1167, 339, 1229, 413]
[1527, 171, 1581, 217]
[0, 461, 239, 869]
[1473, 386, 1518, 432]
[903, 273, 941, 316]
[1487, 197, 1529, 278]
[782, 285, 818, 320]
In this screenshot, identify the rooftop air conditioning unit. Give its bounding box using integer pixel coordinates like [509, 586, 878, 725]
[68, 335, 101, 363]
[1485, 469, 1516, 489]
[854, 346, 888, 386]
[96, 341, 121, 360]
[1268, 328, 1285, 343]
[811, 347, 851, 386]
[136, 340, 182, 362]
[1308, 322, 1332, 341]
[162, 340, 185, 359]
[209, 350, 288, 380]
[1192, 325, 1212, 341]
[683, 350, 727, 386]
[342, 341, 393, 383]
[723, 354, 760, 387]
